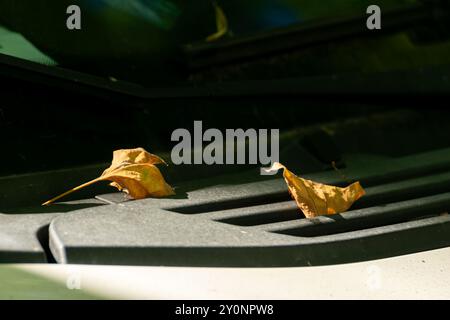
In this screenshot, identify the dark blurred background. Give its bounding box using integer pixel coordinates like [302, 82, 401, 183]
[0, 0, 449, 177]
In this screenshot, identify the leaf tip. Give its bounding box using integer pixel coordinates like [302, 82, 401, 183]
[261, 162, 285, 174]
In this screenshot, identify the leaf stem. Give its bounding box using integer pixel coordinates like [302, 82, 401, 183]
[42, 178, 102, 206]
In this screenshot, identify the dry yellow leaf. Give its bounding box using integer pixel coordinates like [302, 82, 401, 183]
[265, 162, 365, 218]
[206, 1, 228, 42]
[42, 148, 175, 206]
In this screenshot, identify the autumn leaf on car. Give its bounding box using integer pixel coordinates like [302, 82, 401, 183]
[264, 162, 365, 218]
[42, 148, 175, 206]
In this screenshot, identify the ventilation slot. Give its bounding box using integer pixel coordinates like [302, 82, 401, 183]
[217, 202, 299, 226]
[170, 191, 290, 214]
[215, 171, 450, 227]
[272, 193, 450, 237]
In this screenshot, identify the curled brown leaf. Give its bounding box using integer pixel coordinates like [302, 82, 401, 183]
[42, 148, 174, 206]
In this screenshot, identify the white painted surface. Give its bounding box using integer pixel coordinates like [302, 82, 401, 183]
[8, 246, 450, 300]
